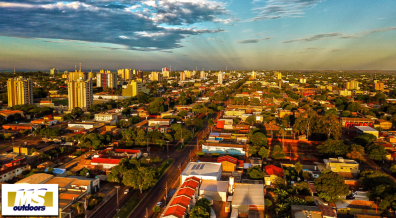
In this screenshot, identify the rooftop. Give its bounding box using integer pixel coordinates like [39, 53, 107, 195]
[182, 162, 222, 177]
[200, 180, 228, 192]
[355, 126, 378, 132]
[232, 183, 264, 206]
[16, 173, 54, 184]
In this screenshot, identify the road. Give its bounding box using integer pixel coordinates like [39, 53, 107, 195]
[90, 185, 135, 218]
[128, 114, 214, 218]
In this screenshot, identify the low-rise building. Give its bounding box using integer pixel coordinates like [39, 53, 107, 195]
[0, 164, 30, 183]
[217, 156, 238, 172]
[94, 113, 118, 125]
[231, 183, 265, 216]
[180, 162, 222, 184]
[324, 157, 359, 174]
[355, 126, 379, 138]
[202, 141, 246, 156]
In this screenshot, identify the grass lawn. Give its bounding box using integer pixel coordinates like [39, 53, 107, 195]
[52, 99, 68, 106]
[113, 159, 173, 218]
[114, 192, 143, 218]
[158, 159, 174, 176]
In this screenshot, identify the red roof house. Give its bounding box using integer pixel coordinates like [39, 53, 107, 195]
[265, 165, 285, 177]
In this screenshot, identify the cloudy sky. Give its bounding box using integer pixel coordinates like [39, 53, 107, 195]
[0, 0, 396, 71]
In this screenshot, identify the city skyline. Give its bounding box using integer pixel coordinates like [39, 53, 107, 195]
[1, 0, 396, 70]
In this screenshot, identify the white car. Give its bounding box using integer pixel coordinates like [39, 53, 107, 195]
[124, 189, 129, 194]
[156, 202, 162, 207]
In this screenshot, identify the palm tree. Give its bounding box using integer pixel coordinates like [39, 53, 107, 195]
[295, 162, 303, 179]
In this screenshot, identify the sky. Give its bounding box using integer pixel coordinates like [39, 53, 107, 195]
[0, 0, 396, 71]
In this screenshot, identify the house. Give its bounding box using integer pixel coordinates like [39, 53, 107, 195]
[0, 110, 24, 120]
[324, 157, 359, 174]
[264, 165, 285, 186]
[94, 113, 118, 125]
[137, 108, 149, 118]
[375, 119, 392, 130]
[335, 199, 380, 215]
[231, 183, 265, 216]
[90, 157, 122, 169]
[202, 141, 246, 156]
[180, 162, 222, 184]
[2, 123, 37, 131]
[162, 177, 201, 218]
[199, 180, 229, 201]
[355, 126, 379, 138]
[217, 156, 238, 172]
[0, 164, 30, 183]
[148, 119, 172, 126]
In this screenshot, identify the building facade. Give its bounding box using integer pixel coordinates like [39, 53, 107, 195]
[151, 72, 163, 81]
[218, 73, 223, 85]
[7, 77, 33, 107]
[122, 80, 150, 97]
[346, 80, 359, 90]
[50, 68, 58, 75]
[118, 69, 133, 81]
[68, 70, 86, 81]
[66, 78, 93, 110]
[97, 70, 118, 88]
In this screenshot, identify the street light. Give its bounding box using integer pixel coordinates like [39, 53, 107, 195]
[115, 186, 120, 209]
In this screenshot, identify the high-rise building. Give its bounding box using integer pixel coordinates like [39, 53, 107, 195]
[97, 70, 118, 88]
[375, 82, 384, 91]
[118, 69, 133, 81]
[251, 71, 256, 79]
[185, 70, 191, 78]
[7, 77, 33, 107]
[88, 71, 95, 79]
[162, 68, 170, 78]
[200, 71, 206, 79]
[150, 72, 163, 81]
[62, 71, 69, 79]
[218, 72, 223, 85]
[137, 70, 143, 79]
[346, 80, 359, 90]
[275, 72, 282, 80]
[66, 78, 93, 111]
[50, 68, 58, 75]
[299, 78, 306, 83]
[180, 71, 186, 81]
[69, 70, 86, 81]
[122, 80, 150, 97]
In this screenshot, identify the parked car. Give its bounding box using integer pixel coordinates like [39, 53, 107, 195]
[156, 202, 162, 207]
[124, 189, 129, 194]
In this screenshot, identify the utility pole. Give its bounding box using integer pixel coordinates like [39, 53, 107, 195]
[166, 141, 170, 157]
[115, 186, 120, 209]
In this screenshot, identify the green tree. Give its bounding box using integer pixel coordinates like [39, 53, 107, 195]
[246, 115, 256, 125]
[71, 107, 84, 118]
[79, 168, 90, 176]
[189, 198, 211, 218]
[247, 166, 265, 179]
[258, 147, 269, 160]
[390, 165, 396, 174]
[314, 170, 349, 202]
[250, 132, 268, 147]
[318, 113, 341, 140]
[366, 143, 387, 161]
[152, 206, 161, 213]
[354, 133, 377, 146]
[174, 128, 193, 142]
[346, 144, 365, 161]
[271, 145, 285, 159]
[317, 139, 348, 156]
[295, 162, 303, 177]
[122, 167, 157, 193]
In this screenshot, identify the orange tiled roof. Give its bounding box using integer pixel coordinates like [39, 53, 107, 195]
[170, 196, 191, 208]
[163, 205, 186, 218]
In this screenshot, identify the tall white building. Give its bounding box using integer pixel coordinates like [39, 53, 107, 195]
[180, 71, 186, 81]
[162, 68, 170, 78]
[97, 70, 118, 88]
[218, 72, 223, 85]
[200, 71, 206, 79]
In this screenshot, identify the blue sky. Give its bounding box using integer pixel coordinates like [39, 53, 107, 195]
[0, 0, 395, 71]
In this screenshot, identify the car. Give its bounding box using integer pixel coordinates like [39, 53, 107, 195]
[156, 202, 162, 207]
[124, 189, 129, 194]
